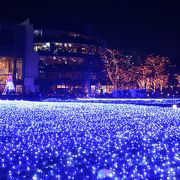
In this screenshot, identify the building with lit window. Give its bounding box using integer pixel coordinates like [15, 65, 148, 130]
[32, 19, 107, 97]
[0, 20, 38, 95]
[0, 19, 108, 97]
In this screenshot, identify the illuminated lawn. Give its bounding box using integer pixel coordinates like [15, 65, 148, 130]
[0, 100, 180, 179]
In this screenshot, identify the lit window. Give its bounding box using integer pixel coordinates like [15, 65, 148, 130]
[57, 85, 65, 88]
[45, 43, 50, 47]
[34, 30, 42, 36]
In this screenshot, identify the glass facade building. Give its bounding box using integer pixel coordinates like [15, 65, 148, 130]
[0, 19, 108, 97]
[0, 21, 24, 94]
[0, 20, 39, 95]
[32, 19, 107, 97]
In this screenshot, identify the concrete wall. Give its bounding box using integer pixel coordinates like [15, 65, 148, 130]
[21, 19, 39, 94]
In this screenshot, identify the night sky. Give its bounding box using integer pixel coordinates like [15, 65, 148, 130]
[1, 0, 180, 64]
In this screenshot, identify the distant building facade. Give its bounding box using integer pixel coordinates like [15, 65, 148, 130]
[124, 50, 142, 66]
[0, 19, 108, 97]
[0, 20, 38, 94]
[32, 19, 107, 97]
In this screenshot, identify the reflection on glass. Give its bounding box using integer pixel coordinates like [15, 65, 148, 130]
[0, 56, 22, 93]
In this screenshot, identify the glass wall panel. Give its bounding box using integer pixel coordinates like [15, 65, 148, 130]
[0, 56, 22, 94]
[16, 58, 22, 81]
[0, 57, 13, 84]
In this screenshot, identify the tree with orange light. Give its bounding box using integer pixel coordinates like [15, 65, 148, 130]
[101, 49, 128, 90]
[134, 64, 150, 89]
[175, 74, 180, 87]
[142, 55, 171, 92]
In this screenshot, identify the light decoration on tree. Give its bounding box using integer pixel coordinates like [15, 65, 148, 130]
[2, 73, 15, 95]
[0, 100, 179, 179]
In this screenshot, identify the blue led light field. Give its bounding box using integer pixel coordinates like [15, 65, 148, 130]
[0, 100, 179, 179]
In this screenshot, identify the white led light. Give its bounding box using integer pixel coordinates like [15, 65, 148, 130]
[172, 104, 178, 109]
